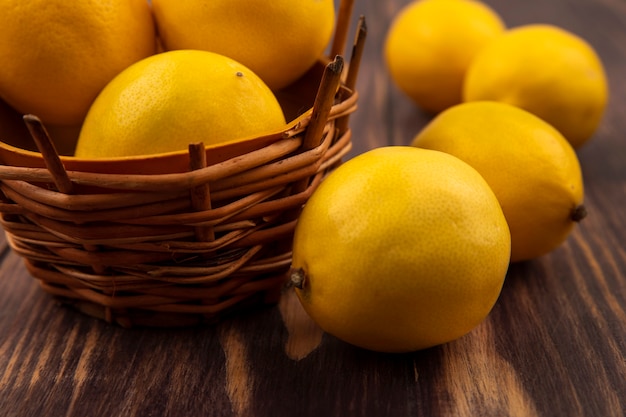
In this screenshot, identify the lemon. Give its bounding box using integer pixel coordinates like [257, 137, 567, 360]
[0, 0, 156, 126]
[75, 50, 287, 158]
[463, 24, 608, 148]
[384, 0, 505, 114]
[151, 0, 335, 90]
[412, 101, 586, 262]
[290, 146, 511, 353]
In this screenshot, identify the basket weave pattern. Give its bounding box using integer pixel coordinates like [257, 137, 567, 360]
[0, 8, 366, 326]
[0, 90, 355, 326]
[0, 90, 358, 326]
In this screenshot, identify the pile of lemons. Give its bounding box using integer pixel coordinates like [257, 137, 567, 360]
[0, 0, 336, 157]
[384, 0, 608, 149]
[290, 0, 608, 353]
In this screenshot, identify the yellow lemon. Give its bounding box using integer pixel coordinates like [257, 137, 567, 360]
[384, 0, 505, 114]
[290, 146, 511, 353]
[75, 50, 286, 158]
[412, 101, 586, 262]
[151, 0, 335, 90]
[0, 0, 156, 126]
[463, 24, 608, 148]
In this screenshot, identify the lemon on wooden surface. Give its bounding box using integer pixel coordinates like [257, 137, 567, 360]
[0, 0, 156, 126]
[290, 146, 511, 353]
[463, 24, 608, 148]
[412, 101, 586, 262]
[74, 50, 287, 158]
[384, 0, 505, 114]
[151, 0, 335, 90]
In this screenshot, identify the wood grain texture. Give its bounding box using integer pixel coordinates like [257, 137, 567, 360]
[1, 0, 625, 416]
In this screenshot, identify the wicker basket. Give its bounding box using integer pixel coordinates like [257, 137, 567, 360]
[0, 5, 366, 327]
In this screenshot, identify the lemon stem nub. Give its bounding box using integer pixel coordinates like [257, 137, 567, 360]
[571, 204, 588, 222]
[290, 268, 306, 289]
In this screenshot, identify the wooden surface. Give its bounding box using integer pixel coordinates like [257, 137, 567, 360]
[1, 0, 625, 415]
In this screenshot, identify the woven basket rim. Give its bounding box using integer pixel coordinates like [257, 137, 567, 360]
[0, 88, 357, 183]
[0, 79, 356, 180]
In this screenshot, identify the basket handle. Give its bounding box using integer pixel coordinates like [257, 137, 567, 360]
[286, 55, 344, 204]
[330, 0, 356, 58]
[344, 15, 367, 97]
[23, 116, 112, 275]
[301, 55, 344, 152]
[23, 114, 74, 194]
[336, 15, 367, 135]
[189, 142, 216, 242]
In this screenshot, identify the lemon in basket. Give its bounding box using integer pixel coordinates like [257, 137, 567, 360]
[384, 0, 505, 114]
[290, 146, 511, 353]
[74, 50, 287, 158]
[412, 101, 586, 262]
[0, 0, 156, 126]
[151, 0, 335, 90]
[463, 24, 608, 148]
